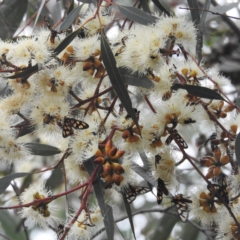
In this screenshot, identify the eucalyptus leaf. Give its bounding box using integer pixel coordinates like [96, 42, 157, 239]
[151, 0, 170, 16]
[187, 0, 202, 63]
[7, 65, 38, 79]
[60, 5, 83, 31]
[200, 0, 211, 27]
[101, 32, 141, 136]
[0, 210, 26, 240]
[25, 143, 61, 156]
[45, 164, 63, 189]
[118, 68, 154, 89]
[132, 162, 155, 186]
[235, 133, 240, 166]
[117, 5, 158, 25]
[84, 157, 114, 240]
[122, 194, 136, 240]
[0, 172, 29, 194]
[139, 0, 151, 14]
[0, 0, 28, 39]
[171, 84, 224, 100]
[53, 27, 83, 55]
[32, 0, 45, 31]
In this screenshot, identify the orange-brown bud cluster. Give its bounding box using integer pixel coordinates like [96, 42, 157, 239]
[94, 140, 125, 186]
[83, 55, 105, 78]
[200, 147, 229, 179]
[209, 101, 235, 119]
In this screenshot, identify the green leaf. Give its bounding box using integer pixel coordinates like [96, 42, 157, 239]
[132, 162, 155, 186]
[0, 0, 28, 39]
[45, 164, 63, 189]
[235, 133, 240, 166]
[84, 157, 114, 240]
[200, 0, 211, 26]
[0, 210, 26, 240]
[139, 0, 151, 14]
[187, 0, 202, 63]
[151, 0, 170, 16]
[101, 32, 141, 136]
[53, 27, 83, 55]
[25, 143, 61, 156]
[6, 65, 38, 79]
[0, 172, 29, 194]
[60, 5, 83, 31]
[118, 68, 154, 89]
[171, 84, 224, 100]
[32, 0, 45, 31]
[117, 5, 158, 25]
[122, 194, 136, 240]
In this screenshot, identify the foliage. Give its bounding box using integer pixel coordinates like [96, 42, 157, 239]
[0, 0, 240, 240]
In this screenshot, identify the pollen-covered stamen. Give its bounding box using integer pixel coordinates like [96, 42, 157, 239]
[31, 192, 51, 217]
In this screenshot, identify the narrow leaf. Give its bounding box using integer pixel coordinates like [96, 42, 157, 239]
[59, 5, 83, 31]
[151, 0, 170, 16]
[45, 164, 63, 189]
[235, 133, 240, 166]
[0, 210, 26, 239]
[171, 84, 224, 100]
[0, 0, 28, 39]
[122, 194, 136, 240]
[117, 5, 158, 25]
[0, 172, 29, 194]
[139, 0, 151, 14]
[101, 32, 141, 135]
[132, 162, 155, 186]
[25, 143, 61, 156]
[7, 65, 38, 79]
[200, 0, 211, 27]
[118, 67, 154, 89]
[32, 0, 45, 31]
[187, 0, 202, 63]
[53, 27, 83, 55]
[84, 157, 114, 240]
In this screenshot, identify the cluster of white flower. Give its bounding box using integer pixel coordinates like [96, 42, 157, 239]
[1, 5, 240, 240]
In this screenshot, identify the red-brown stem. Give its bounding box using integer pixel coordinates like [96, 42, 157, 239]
[101, 96, 118, 125]
[72, 86, 113, 109]
[0, 182, 88, 210]
[144, 95, 157, 113]
[59, 165, 101, 240]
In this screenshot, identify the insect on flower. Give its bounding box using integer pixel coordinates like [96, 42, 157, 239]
[115, 36, 128, 56]
[62, 117, 89, 138]
[207, 174, 229, 205]
[171, 194, 192, 223]
[122, 184, 151, 204]
[156, 178, 169, 204]
[44, 16, 71, 44]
